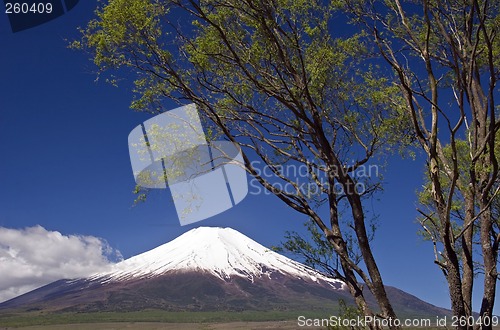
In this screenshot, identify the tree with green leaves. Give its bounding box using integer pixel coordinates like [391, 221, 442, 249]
[416, 137, 500, 329]
[72, 0, 411, 327]
[341, 1, 500, 328]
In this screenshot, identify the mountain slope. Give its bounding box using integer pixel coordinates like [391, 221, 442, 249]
[0, 227, 449, 318]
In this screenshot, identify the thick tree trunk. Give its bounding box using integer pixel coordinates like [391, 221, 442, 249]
[478, 207, 497, 330]
[446, 258, 467, 330]
[441, 221, 467, 330]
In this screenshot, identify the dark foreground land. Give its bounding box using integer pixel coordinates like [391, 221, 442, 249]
[0, 310, 473, 329]
[1, 321, 307, 330]
[0, 311, 325, 329]
[0, 322, 450, 330]
[0, 322, 452, 330]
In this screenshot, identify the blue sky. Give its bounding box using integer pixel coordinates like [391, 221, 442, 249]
[0, 0, 496, 314]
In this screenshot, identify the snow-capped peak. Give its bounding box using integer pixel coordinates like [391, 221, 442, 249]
[92, 227, 344, 288]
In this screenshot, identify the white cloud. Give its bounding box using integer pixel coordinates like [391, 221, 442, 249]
[0, 225, 122, 303]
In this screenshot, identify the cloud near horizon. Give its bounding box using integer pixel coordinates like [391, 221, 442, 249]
[0, 225, 122, 303]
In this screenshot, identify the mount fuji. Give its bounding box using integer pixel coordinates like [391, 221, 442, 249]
[92, 227, 347, 284]
[0, 227, 449, 317]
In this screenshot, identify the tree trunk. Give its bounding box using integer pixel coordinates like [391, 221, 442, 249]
[431, 153, 467, 329]
[478, 206, 497, 330]
[348, 190, 398, 325]
[339, 258, 379, 330]
[462, 187, 475, 330]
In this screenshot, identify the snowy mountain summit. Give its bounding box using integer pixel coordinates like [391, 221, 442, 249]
[95, 227, 344, 288]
